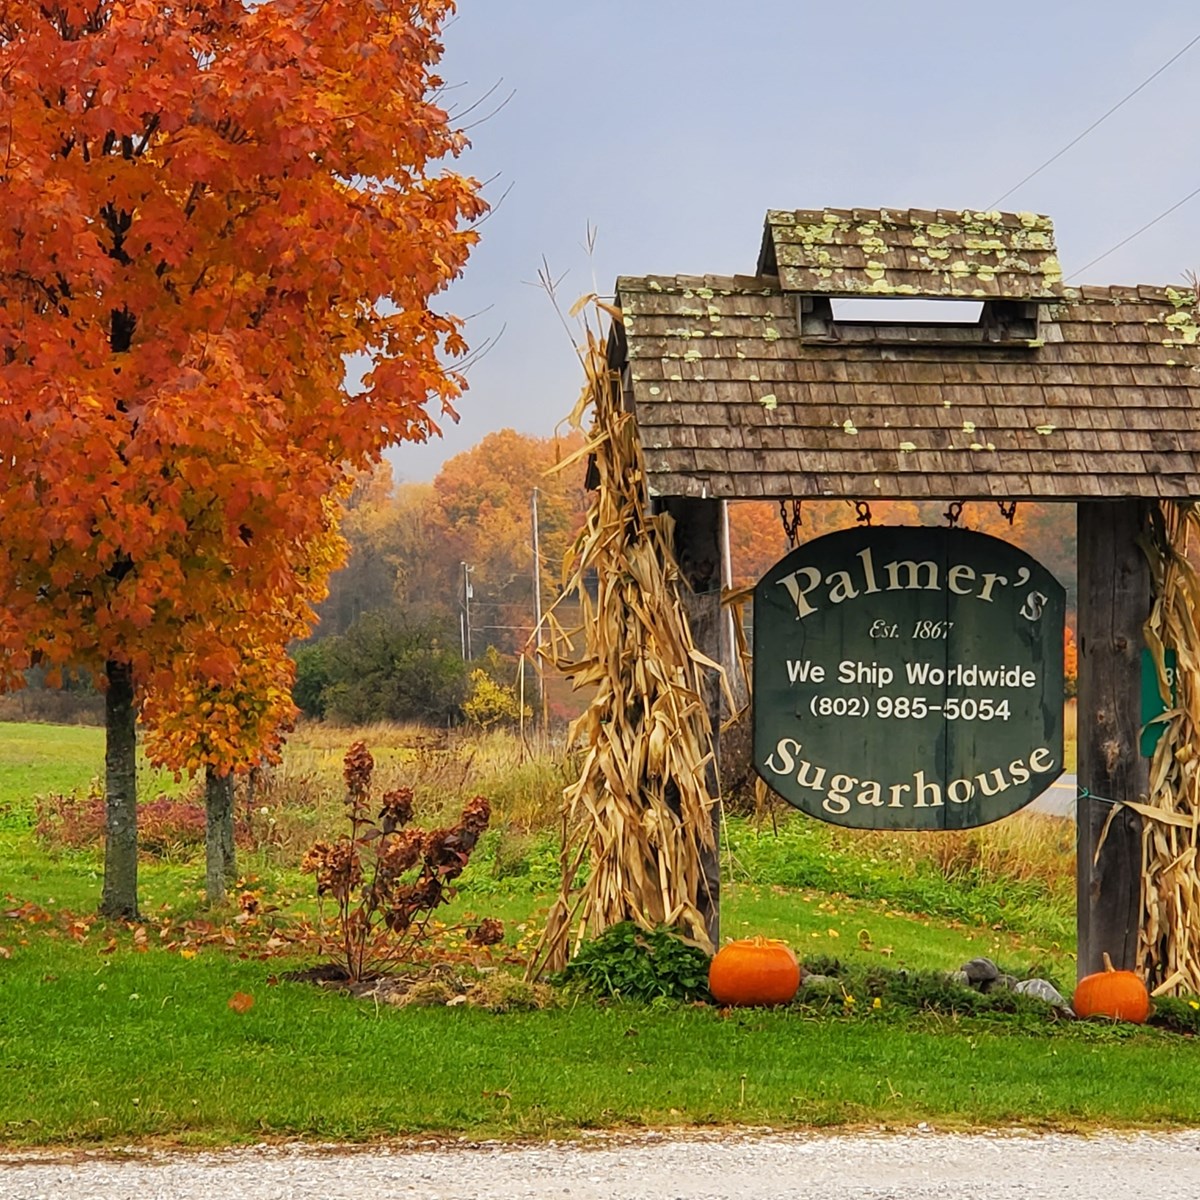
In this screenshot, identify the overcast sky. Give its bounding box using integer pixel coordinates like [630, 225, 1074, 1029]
[386, 0, 1200, 482]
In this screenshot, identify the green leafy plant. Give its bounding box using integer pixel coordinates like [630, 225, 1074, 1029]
[559, 921, 711, 1002]
[301, 741, 495, 981]
[1148, 994, 1200, 1035]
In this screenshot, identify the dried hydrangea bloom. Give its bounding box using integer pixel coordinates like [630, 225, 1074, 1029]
[376, 829, 423, 881]
[379, 787, 414, 832]
[301, 838, 362, 901]
[460, 795, 491, 837]
[343, 741, 374, 803]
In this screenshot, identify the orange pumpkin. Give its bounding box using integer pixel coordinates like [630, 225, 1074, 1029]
[1072, 953, 1151, 1023]
[708, 937, 800, 1006]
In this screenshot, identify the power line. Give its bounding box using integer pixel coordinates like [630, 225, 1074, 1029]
[1068, 183, 1200, 280]
[988, 30, 1200, 209]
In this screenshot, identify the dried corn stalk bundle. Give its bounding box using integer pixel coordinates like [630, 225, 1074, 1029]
[1137, 501, 1200, 995]
[528, 306, 719, 977]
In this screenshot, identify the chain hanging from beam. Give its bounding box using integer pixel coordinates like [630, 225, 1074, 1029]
[778, 498, 803, 548]
[854, 501, 873, 526]
[944, 501, 965, 527]
[997, 500, 1019, 525]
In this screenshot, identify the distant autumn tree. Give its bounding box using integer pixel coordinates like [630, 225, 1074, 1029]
[728, 499, 922, 587]
[315, 430, 588, 656]
[0, 1, 483, 915]
[431, 429, 588, 651]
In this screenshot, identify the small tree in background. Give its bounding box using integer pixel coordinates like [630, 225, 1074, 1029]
[315, 611, 468, 725]
[462, 667, 529, 730]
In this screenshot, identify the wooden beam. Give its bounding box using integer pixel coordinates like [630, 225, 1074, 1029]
[660, 495, 723, 948]
[1076, 500, 1150, 978]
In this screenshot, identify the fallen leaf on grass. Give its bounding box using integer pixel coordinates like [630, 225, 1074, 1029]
[0, 946, 11, 959]
[228, 992, 255, 1014]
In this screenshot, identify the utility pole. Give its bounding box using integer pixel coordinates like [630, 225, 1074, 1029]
[461, 561, 473, 661]
[531, 488, 546, 724]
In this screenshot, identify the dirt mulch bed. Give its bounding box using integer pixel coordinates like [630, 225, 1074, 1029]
[280, 962, 555, 1012]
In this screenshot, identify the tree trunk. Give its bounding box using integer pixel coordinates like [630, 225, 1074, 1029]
[100, 659, 139, 920]
[204, 766, 237, 905]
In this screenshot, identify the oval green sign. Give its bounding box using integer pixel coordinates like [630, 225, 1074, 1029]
[752, 526, 1065, 830]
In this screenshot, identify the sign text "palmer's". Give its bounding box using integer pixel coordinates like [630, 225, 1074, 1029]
[777, 546, 1041, 620]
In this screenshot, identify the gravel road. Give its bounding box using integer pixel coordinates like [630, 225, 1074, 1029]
[4, 1129, 1200, 1199]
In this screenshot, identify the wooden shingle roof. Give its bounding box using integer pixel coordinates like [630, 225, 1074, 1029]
[615, 209, 1200, 502]
[759, 207, 1063, 300]
[614, 208, 1200, 499]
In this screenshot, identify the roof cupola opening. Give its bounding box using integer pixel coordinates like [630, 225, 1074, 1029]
[760, 208, 1059, 347]
[829, 298, 985, 323]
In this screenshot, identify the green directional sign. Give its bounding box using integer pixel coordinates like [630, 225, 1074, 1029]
[1140, 648, 1177, 758]
[753, 526, 1065, 831]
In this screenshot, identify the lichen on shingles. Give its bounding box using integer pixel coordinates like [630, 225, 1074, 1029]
[764, 207, 1063, 300]
[1162, 289, 1200, 347]
[1164, 312, 1200, 347]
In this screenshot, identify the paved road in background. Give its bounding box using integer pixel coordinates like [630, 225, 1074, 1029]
[1027, 772, 1077, 820]
[5, 1131, 1200, 1199]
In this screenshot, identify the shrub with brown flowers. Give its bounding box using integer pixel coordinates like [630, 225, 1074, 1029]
[301, 740, 497, 981]
[35, 783, 209, 859]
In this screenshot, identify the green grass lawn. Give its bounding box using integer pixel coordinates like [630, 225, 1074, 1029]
[0, 720, 184, 834]
[5, 718, 1161, 1148]
[0, 722, 102, 808]
[2, 936, 1196, 1146]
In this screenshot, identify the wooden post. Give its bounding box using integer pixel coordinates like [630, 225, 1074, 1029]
[661, 495, 723, 948]
[1076, 500, 1150, 978]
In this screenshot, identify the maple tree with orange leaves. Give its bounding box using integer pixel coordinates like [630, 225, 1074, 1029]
[0, 0, 484, 916]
